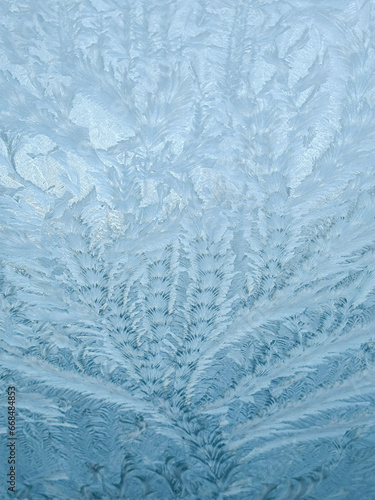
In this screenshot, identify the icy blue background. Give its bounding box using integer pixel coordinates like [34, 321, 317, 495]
[1, 0, 375, 498]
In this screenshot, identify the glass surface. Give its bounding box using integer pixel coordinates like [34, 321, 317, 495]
[0, 1, 374, 498]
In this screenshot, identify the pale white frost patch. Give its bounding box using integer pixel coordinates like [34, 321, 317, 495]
[69, 94, 134, 150]
[162, 188, 187, 215]
[15, 135, 65, 196]
[139, 179, 159, 207]
[65, 152, 94, 200]
[191, 166, 243, 207]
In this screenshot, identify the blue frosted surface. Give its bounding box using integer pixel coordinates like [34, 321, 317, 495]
[0, 1, 375, 498]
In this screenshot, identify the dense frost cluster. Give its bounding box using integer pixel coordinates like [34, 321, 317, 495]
[1, 0, 375, 498]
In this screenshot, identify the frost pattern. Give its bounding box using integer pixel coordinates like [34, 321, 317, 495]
[1, 0, 375, 499]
